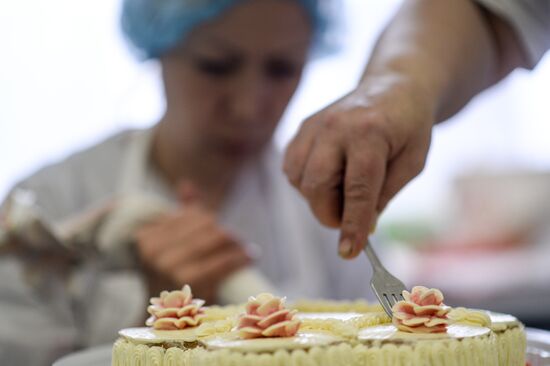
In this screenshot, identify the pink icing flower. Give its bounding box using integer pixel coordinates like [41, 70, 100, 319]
[391, 286, 451, 333]
[146, 284, 206, 330]
[237, 293, 301, 339]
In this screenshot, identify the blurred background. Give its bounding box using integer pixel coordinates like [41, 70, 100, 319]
[1, 0, 549, 328]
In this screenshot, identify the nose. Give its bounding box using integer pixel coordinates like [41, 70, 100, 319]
[230, 71, 270, 124]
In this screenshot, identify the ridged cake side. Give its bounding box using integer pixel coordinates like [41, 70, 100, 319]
[112, 328, 525, 366]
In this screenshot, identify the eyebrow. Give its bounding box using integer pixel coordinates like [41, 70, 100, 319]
[192, 33, 312, 55]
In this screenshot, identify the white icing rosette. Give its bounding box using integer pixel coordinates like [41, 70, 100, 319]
[448, 307, 492, 327]
[391, 286, 451, 333]
[237, 293, 301, 339]
[146, 284, 207, 330]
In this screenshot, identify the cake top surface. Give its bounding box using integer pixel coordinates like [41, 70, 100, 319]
[121, 285, 521, 352]
[119, 327, 198, 344]
[203, 330, 343, 352]
[484, 310, 520, 331]
[358, 323, 491, 342]
[296, 312, 365, 321]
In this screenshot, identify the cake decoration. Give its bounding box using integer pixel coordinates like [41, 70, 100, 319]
[114, 293, 527, 366]
[391, 286, 451, 333]
[448, 307, 492, 327]
[237, 293, 300, 339]
[146, 284, 207, 330]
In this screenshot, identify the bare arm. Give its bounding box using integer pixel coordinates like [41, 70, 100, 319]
[284, 0, 528, 258]
[363, 0, 528, 121]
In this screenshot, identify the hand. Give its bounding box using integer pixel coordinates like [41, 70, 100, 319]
[284, 76, 434, 258]
[135, 183, 251, 303]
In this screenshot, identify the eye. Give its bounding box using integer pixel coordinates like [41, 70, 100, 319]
[194, 58, 240, 78]
[265, 59, 300, 80]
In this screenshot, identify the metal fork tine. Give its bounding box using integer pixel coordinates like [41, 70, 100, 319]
[382, 302, 393, 316]
[371, 292, 390, 317]
[384, 294, 393, 307]
[384, 293, 393, 308]
[378, 296, 395, 318]
[364, 239, 407, 318]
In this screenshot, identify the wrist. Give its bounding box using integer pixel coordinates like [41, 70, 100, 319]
[356, 72, 439, 127]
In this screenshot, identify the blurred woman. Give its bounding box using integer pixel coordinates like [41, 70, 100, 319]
[0, 0, 369, 364]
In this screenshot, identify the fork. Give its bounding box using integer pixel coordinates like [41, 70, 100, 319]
[363, 239, 407, 318]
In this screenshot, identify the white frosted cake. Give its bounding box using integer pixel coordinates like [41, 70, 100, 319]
[112, 285, 526, 365]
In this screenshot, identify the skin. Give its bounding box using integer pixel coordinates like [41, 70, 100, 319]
[283, 0, 529, 259]
[136, 0, 313, 304]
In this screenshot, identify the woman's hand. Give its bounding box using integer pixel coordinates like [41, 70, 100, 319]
[284, 76, 434, 259]
[135, 196, 251, 304]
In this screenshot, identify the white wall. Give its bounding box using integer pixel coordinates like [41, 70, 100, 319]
[0, 0, 163, 197]
[1, 0, 549, 224]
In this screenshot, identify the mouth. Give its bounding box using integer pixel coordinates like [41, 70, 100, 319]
[212, 128, 271, 151]
[216, 139, 264, 156]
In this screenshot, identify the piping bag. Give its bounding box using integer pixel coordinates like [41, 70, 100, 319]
[0, 189, 276, 304]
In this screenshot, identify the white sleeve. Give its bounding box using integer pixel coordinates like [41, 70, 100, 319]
[0, 253, 148, 366]
[476, 0, 550, 68]
[0, 131, 148, 365]
[0, 257, 79, 366]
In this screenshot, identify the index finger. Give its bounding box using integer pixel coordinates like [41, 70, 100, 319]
[338, 140, 387, 259]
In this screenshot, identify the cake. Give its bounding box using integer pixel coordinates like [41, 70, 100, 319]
[112, 285, 526, 365]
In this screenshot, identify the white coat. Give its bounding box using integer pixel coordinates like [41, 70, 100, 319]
[0, 128, 372, 366]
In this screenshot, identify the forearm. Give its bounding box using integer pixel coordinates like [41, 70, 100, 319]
[361, 0, 528, 122]
[283, 0, 533, 258]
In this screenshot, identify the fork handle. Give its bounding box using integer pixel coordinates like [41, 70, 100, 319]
[363, 240, 384, 271]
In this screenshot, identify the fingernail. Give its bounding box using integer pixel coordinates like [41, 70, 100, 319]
[370, 212, 379, 234]
[339, 239, 353, 258]
[370, 221, 377, 234]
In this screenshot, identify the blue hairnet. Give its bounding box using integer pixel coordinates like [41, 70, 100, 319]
[120, 0, 335, 60]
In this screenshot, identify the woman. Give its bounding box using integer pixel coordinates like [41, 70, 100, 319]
[0, 0, 370, 365]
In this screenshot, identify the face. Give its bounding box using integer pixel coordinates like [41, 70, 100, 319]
[160, 0, 313, 159]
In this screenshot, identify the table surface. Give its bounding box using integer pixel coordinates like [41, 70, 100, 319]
[53, 328, 550, 366]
